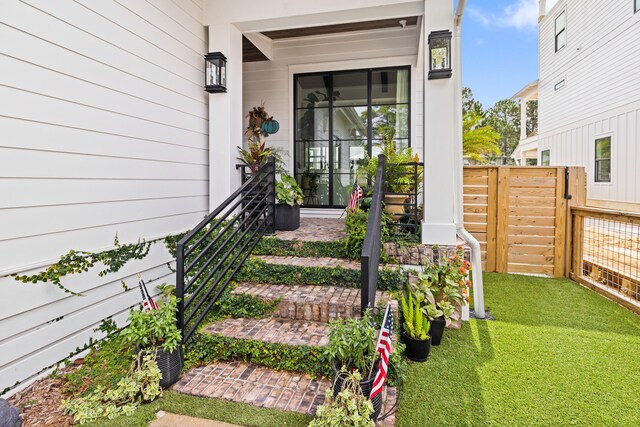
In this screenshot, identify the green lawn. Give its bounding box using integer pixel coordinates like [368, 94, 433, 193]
[397, 273, 640, 426]
[91, 273, 640, 427]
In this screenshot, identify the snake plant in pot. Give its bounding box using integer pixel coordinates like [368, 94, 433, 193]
[121, 286, 183, 388]
[275, 173, 304, 231]
[401, 290, 431, 362]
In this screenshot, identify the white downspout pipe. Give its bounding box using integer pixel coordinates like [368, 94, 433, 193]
[453, 0, 485, 318]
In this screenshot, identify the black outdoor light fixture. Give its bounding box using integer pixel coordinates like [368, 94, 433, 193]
[428, 30, 452, 80]
[205, 52, 227, 93]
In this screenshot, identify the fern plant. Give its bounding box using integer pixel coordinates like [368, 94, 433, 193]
[401, 291, 430, 341]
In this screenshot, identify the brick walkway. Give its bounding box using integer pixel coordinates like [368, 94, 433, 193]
[233, 283, 387, 322]
[203, 317, 330, 347]
[255, 255, 361, 270]
[275, 218, 346, 242]
[172, 361, 397, 426]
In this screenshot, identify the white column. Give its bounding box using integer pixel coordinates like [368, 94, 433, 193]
[208, 24, 243, 211]
[520, 97, 527, 140]
[421, 0, 457, 245]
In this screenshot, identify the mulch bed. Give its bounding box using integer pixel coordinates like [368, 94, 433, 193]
[7, 366, 77, 427]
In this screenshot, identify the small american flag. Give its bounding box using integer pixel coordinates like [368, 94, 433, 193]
[370, 303, 393, 399]
[347, 181, 363, 212]
[137, 274, 158, 312]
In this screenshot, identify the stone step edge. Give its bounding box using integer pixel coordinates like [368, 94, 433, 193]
[250, 255, 404, 271]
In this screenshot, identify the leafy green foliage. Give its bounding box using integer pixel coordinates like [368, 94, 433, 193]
[237, 259, 409, 291]
[275, 173, 304, 206]
[485, 99, 521, 161]
[121, 289, 182, 352]
[237, 139, 273, 172]
[462, 87, 484, 117]
[326, 314, 376, 374]
[62, 350, 162, 424]
[13, 236, 151, 295]
[463, 112, 500, 163]
[309, 370, 374, 427]
[344, 208, 391, 260]
[359, 137, 422, 194]
[401, 292, 430, 340]
[252, 238, 348, 259]
[184, 333, 331, 376]
[209, 289, 280, 321]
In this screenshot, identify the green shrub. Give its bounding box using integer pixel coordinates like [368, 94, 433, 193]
[344, 209, 391, 260]
[252, 238, 348, 259]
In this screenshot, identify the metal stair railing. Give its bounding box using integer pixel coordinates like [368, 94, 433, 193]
[176, 157, 275, 343]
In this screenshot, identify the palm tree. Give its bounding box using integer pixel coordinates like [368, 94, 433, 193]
[463, 112, 500, 163]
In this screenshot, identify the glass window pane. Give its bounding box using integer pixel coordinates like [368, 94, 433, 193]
[372, 105, 409, 140]
[297, 172, 330, 206]
[333, 139, 367, 174]
[372, 69, 409, 104]
[332, 173, 360, 206]
[596, 137, 611, 159]
[596, 160, 611, 182]
[333, 71, 368, 106]
[556, 31, 566, 51]
[295, 108, 329, 141]
[296, 75, 330, 108]
[555, 12, 565, 34]
[296, 140, 329, 173]
[371, 139, 410, 157]
[541, 150, 550, 166]
[636, 0, 640, 13]
[333, 106, 368, 140]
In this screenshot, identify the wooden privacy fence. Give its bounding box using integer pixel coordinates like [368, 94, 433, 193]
[463, 166, 586, 277]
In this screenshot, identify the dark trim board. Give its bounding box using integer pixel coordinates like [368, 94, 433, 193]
[263, 17, 419, 40]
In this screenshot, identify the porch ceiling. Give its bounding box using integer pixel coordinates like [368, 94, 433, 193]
[261, 16, 419, 39]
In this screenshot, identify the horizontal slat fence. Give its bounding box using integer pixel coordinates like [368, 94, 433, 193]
[463, 166, 586, 277]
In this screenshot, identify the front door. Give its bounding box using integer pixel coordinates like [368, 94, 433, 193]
[294, 67, 410, 208]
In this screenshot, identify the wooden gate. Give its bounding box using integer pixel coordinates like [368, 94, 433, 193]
[463, 166, 585, 277]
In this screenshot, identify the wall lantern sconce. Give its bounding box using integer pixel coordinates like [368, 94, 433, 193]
[428, 30, 452, 80]
[205, 52, 227, 93]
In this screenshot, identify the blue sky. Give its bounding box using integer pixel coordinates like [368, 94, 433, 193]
[460, 0, 558, 109]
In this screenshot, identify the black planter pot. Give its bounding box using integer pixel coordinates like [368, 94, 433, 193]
[156, 346, 184, 388]
[331, 359, 383, 421]
[430, 316, 446, 346]
[402, 332, 431, 362]
[275, 204, 300, 231]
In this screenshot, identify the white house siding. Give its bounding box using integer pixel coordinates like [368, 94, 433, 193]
[0, 0, 208, 392]
[242, 25, 423, 172]
[537, 0, 640, 207]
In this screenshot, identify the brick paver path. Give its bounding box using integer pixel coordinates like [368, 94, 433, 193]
[275, 218, 346, 242]
[233, 283, 386, 322]
[255, 255, 361, 270]
[203, 317, 330, 347]
[172, 361, 397, 426]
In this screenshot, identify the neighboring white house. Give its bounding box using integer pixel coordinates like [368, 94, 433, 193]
[0, 0, 469, 393]
[534, 0, 640, 211]
[511, 80, 540, 166]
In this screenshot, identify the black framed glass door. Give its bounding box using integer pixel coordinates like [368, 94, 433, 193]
[294, 67, 410, 208]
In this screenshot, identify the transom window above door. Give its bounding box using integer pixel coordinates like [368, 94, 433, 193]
[294, 67, 410, 208]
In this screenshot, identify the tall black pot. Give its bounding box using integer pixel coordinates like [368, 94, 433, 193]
[156, 346, 184, 388]
[430, 316, 446, 346]
[275, 204, 300, 231]
[331, 359, 383, 421]
[402, 333, 431, 362]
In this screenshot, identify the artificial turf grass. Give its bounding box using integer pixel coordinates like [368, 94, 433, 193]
[396, 272, 640, 427]
[86, 390, 311, 427]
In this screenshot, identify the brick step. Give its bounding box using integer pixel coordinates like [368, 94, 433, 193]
[273, 218, 346, 243]
[254, 255, 360, 270]
[172, 361, 397, 425]
[203, 317, 330, 347]
[233, 283, 386, 322]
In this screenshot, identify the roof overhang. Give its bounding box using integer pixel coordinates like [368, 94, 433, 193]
[511, 80, 539, 101]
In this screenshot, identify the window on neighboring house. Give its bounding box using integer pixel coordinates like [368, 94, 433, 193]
[554, 79, 566, 91]
[526, 158, 538, 166]
[541, 150, 551, 166]
[555, 11, 566, 52]
[636, 0, 640, 13]
[595, 137, 611, 182]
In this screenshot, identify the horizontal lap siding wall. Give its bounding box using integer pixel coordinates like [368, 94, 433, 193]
[538, 1, 640, 205]
[0, 0, 207, 392]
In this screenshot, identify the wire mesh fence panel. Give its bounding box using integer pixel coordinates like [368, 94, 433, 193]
[572, 207, 640, 311]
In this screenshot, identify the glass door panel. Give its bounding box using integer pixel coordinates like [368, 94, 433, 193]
[296, 75, 330, 108]
[333, 71, 368, 106]
[296, 140, 330, 206]
[296, 108, 329, 141]
[372, 69, 409, 104]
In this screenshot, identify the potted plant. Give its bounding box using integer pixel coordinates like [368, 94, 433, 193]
[121, 286, 183, 388]
[237, 138, 273, 173]
[401, 290, 431, 362]
[275, 173, 304, 231]
[410, 275, 451, 346]
[325, 315, 383, 420]
[420, 246, 472, 330]
[309, 369, 375, 427]
[360, 137, 422, 220]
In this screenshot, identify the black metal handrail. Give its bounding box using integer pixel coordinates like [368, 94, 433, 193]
[176, 157, 275, 343]
[361, 154, 386, 315]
